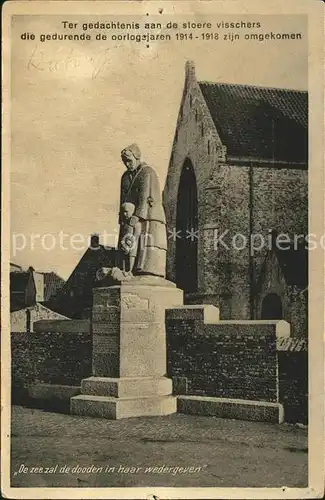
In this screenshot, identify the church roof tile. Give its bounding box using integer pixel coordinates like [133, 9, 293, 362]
[198, 81, 308, 163]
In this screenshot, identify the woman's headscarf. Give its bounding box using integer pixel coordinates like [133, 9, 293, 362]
[121, 143, 141, 160]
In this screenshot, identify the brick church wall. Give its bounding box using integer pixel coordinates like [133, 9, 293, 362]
[196, 164, 308, 329]
[288, 288, 308, 338]
[203, 164, 251, 319]
[250, 166, 308, 283]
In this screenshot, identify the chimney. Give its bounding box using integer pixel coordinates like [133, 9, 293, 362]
[90, 233, 100, 249]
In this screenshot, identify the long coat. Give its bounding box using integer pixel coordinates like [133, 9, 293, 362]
[118, 162, 167, 277]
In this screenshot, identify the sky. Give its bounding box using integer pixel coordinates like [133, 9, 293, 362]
[10, 14, 307, 279]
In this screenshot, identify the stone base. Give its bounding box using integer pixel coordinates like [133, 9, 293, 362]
[177, 396, 284, 423]
[80, 376, 172, 398]
[71, 278, 183, 420]
[70, 376, 176, 419]
[70, 394, 176, 419]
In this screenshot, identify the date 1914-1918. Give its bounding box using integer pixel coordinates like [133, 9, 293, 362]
[176, 32, 239, 41]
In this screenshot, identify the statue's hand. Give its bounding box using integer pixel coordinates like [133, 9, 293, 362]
[122, 270, 133, 280]
[111, 267, 128, 282]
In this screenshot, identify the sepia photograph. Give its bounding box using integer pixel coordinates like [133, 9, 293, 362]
[1, 1, 324, 498]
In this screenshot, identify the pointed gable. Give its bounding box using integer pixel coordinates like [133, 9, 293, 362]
[274, 242, 308, 288]
[257, 236, 308, 291]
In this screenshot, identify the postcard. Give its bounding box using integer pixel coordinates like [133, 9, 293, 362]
[1, 0, 324, 498]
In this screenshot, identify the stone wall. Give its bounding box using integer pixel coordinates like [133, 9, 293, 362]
[166, 306, 307, 423]
[11, 334, 35, 403]
[11, 309, 307, 423]
[277, 337, 308, 424]
[11, 323, 92, 405]
[166, 308, 284, 403]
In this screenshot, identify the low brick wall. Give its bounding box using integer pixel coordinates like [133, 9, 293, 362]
[166, 312, 283, 403]
[11, 311, 307, 423]
[277, 338, 308, 424]
[166, 306, 307, 423]
[11, 333, 35, 404]
[11, 321, 92, 408]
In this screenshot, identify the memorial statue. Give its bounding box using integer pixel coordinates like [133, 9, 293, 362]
[96, 143, 167, 284]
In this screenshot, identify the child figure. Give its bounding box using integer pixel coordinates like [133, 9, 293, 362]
[118, 202, 141, 274]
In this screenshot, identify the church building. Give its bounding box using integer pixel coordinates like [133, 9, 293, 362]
[163, 61, 308, 337]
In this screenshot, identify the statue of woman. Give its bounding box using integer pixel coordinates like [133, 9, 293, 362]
[118, 143, 167, 278]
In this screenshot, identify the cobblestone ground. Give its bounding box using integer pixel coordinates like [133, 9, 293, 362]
[10, 405, 307, 488]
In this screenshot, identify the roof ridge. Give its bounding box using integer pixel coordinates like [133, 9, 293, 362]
[198, 80, 307, 94]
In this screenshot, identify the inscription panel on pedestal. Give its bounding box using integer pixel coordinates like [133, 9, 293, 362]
[93, 335, 119, 354]
[92, 322, 120, 336]
[121, 293, 149, 310]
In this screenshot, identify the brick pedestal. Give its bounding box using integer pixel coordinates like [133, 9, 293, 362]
[71, 276, 183, 419]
